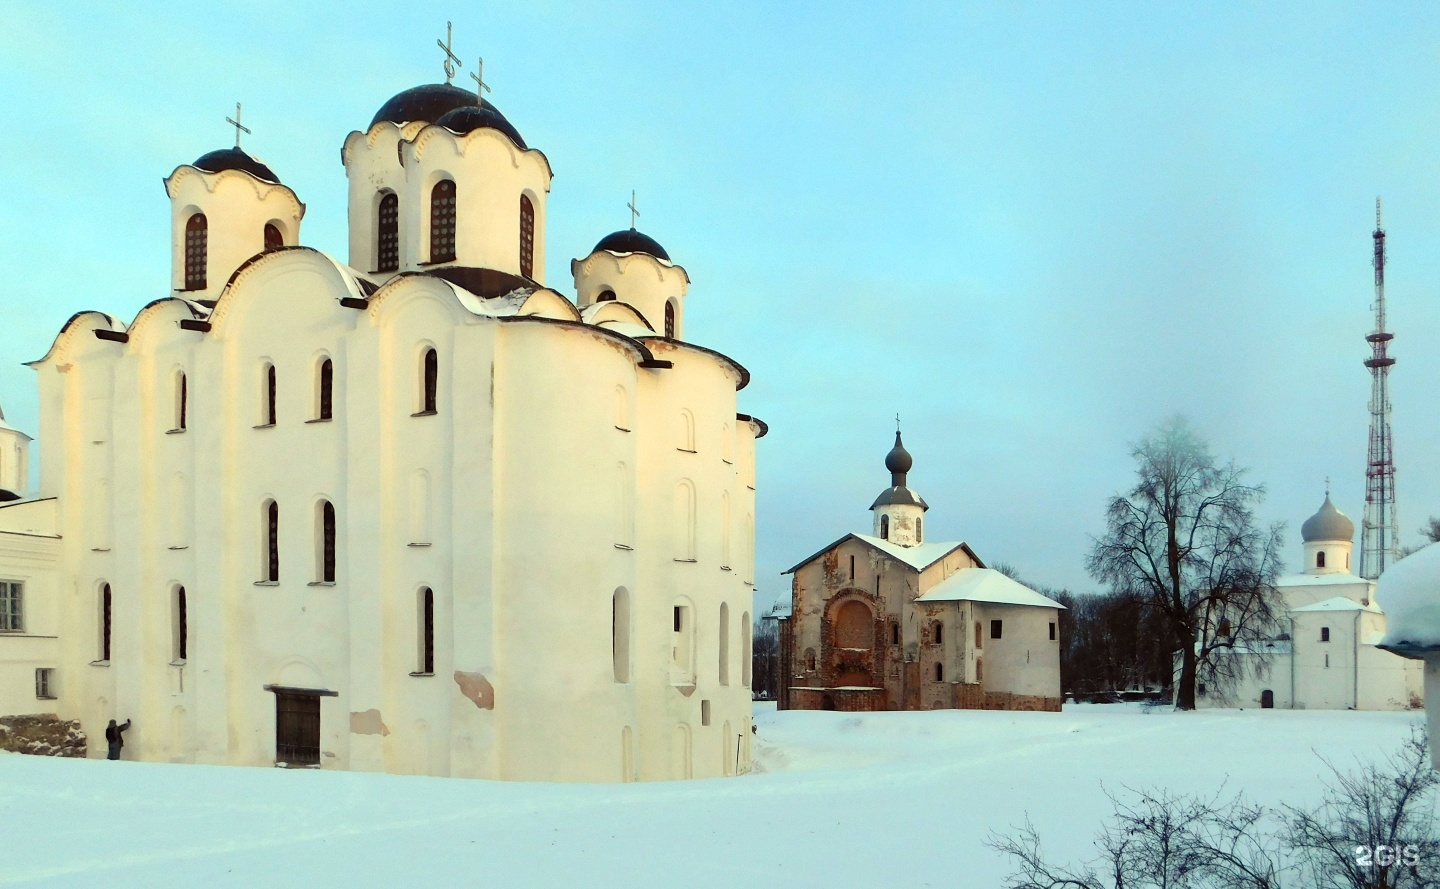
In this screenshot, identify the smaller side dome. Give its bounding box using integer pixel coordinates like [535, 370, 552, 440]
[594, 229, 670, 262]
[434, 102, 527, 149]
[192, 147, 281, 184]
[1301, 495, 1355, 543]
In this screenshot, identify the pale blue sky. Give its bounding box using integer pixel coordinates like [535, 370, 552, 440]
[3, 3, 1440, 610]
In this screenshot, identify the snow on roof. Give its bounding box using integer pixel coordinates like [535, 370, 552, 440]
[765, 600, 792, 620]
[852, 534, 969, 572]
[1291, 596, 1381, 614]
[1376, 543, 1440, 656]
[1277, 572, 1374, 588]
[916, 568, 1066, 609]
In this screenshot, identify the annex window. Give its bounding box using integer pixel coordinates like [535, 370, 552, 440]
[1218, 618, 1232, 638]
[519, 194, 535, 278]
[262, 500, 279, 582]
[173, 371, 187, 432]
[100, 583, 112, 661]
[880, 515, 890, 540]
[376, 192, 399, 272]
[184, 213, 207, 290]
[1317, 551, 1326, 569]
[612, 588, 631, 683]
[317, 500, 336, 583]
[916, 517, 923, 543]
[35, 667, 55, 700]
[976, 658, 983, 682]
[316, 358, 334, 421]
[264, 223, 284, 252]
[664, 301, 676, 338]
[172, 585, 188, 662]
[891, 622, 900, 646]
[597, 289, 616, 302]
[804, 648, 816, 671]
[420, 348, 438, 413]
[849, 555, 855, 580]
[975, 621, 982, 649]
[429, 179, 457, 262]
[935, 662, 944, 682]
[933, 621, 943, 646]
[418, 587, 435, 674]
[990, 619, 1003, 640]
[1049, 621, 1057, 641]
[0, 580, 21, 632]
[1320, 626, 1330, 643]
[261, 363, 277, 426]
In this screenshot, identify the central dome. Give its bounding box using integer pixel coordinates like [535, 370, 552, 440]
[1302, 495, 1355, 543]
[371, 83, 483, 128]
[593, 229, 670, 262]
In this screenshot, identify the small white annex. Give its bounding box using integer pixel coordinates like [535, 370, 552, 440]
[0, 74, 763, 782]
[1199, 496, 1421, 711]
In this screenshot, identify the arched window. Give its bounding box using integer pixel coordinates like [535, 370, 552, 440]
[100, 583, 112, 662]
[891, 622, 900, 646]
[612, 588, 631, 683]
[173, 586, 187, 662]
[719, 602, 730, 686]
[376, 192, 399, 272]
[741, 612, 752, 687]
[934, 621, 943, 646]
[430, 180, 457, 262]
[678, 410, 696, 452]
[975, 621, 982, 649]
[673, 481, 696, 560]
[976, 658, 983, 682]
[418, 587, 435, 674]
[721, 492, 732, 569]
[316, 358, 333, 420]
[916, 517, 923, 543]
[935, 662, 944, 682]
[263, 500, 279, 582]
[317, 500, 336, 583]
[597, 289, 616, 302]
[519, 195, 535, 278]
[409, 470, 431, 546]
[421, 348, 438, 413]
[174, 371, 187, 432]
[671, 600, 695, 685]
[263, 363, 277, 426]
[184, 213, 207, 290]
[664, 301, 676, 338]
[1317, 551, 1326, 569]
[804, 648, 816, 671]
[616, 462, 633, 547]
[880, 514, 890, 540]
[264, 223, 283, 251]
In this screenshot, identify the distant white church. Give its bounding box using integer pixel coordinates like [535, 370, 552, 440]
[0, 67, 763, 781]
[1199, 495, 1421, 710]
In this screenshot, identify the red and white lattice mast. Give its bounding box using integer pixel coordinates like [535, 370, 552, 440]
[1360, 197, 1399, 579]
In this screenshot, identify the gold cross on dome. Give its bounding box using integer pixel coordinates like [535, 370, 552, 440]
[225, 103, 251, 148]
[437, 21, 463, 84]
[628, 190, 639, 229]
[470, 57, 491, 103]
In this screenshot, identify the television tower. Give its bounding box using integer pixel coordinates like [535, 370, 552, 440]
[1360, 197, 1399, 579]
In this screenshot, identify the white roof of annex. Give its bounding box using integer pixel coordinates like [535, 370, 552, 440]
[1277, 572, 1374, 588]
[1291, 596, 1381, 615]
[916, 568, 1066, 610]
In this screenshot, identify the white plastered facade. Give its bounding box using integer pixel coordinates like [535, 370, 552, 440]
[0, 83, 760, 782]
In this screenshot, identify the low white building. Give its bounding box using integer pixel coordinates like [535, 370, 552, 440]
[0, 72, 763, 782]
[772, 433, 1063, 712]
[1199, 496, 1421, 710]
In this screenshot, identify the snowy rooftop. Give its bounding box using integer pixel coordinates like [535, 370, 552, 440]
[1376, 542, 1440, 655]
[1291, 596, 1381, 614]
[1277, 572, 1374, 588]
[783, 534, 975, 575]
[916, 568, 1066, 609]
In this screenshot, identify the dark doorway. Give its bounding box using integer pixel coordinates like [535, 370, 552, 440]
[1260, 689, 1274, 709]
[275, 692, 321, 765]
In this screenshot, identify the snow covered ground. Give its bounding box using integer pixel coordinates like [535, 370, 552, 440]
[0, 703, 1423, 887]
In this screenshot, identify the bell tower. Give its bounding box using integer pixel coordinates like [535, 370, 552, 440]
[870, 428, 928, 546]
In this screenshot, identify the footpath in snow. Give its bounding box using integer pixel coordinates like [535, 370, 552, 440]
[0, 703, 1422, 887]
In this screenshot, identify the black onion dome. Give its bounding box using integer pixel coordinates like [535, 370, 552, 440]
[371, 83, 484, 129]
[593, 229, 671, 262]
[191, 147, 280, 184]
[885, 431, 913, 476]
[434, 101, 527, 148]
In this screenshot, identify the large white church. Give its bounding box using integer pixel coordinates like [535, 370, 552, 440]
[0, 62, 763, 781]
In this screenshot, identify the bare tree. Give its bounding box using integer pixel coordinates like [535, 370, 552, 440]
[1421, 517, 1440, 545]
[751, 617, 780, 700]
[1284, 727, 1440, 889]
[1087, 417, 1284, 710]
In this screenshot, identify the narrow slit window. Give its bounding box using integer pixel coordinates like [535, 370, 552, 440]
[174, 586, 188, 661]
[420, 587, 435, 674]
[519, 195, 535, 278]
[422, 348, 438, 413]
[319, 501, 336, 583]
[664, 301, 676, 338]
[264, 363, 277, 426]
[264, 501, 279, 582]
[935, 662, 944, 682]
[176, 372, 187, 431]
[376, 192, 399, 272]
[934, 622, 943, 645]
[317, 359, 333, 420]
[100, 584, 112, 661]
[184, 213, 207, 290]
[880, 515, 890, 540]
[430, 180, 457, 262]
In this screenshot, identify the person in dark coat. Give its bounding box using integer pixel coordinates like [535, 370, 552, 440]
[105, 718, 131, 760]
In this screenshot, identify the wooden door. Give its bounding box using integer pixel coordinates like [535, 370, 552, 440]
[275, 692, 320, 766]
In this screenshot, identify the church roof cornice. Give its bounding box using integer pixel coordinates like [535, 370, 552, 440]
[638, 336, 750, 391]
[163, 165, 306, 220]
[570, 247, 691, 287]
[391, 121, 554, 182]
[782, 533, 982, 576]
[26, 310, 125, 367]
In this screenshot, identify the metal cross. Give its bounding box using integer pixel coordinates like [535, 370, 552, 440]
[470, 57, 491, 104]
[628, 190, 639, 229]
[437, 21, 463, 84]
[225, 103, 251, 148]
[1326, 475, 1331, 496]
[896, 413, 901, 432]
